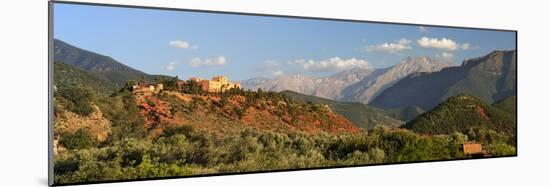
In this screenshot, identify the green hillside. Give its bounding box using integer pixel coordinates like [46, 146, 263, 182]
[54, 61, 117, 95]
[280, 90, 403, 129]
[54, 39, 169, 87]
[404, 94, 516, 137]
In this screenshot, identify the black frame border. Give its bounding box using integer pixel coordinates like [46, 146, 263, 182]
[48, 0, 518, 186]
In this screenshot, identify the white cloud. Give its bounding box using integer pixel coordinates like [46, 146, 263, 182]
[461, 43, 470, 50]
[289, 57, 372, 72]
[419, 26, 429, 34]
[365, 38, 412, 54]
[169, 40, 197, 49]
[439, 52, 454, 59]
[417, 37, 469, 51]
[258, 60, 285, 77]
[163, 61, 181, 71]
[262, 60, 281, 69]
[188, 56, 226, 67]
[271, 70, 285, 76]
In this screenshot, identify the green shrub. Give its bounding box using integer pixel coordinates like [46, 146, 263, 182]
[54, 155, 80, 175]
[486, 143, 516, 156]
[103, 92, 148, 141]
[57, 86, 94, 116]
[59, 129, 95, 150]
[144, 98, 156, 107]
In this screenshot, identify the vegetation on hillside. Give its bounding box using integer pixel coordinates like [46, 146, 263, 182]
[54, 62, 117, 96]
[56, 122, 505, 184]
[404, 94, 516, 148]
[55, 86, 95, 116]
[493, 96, 517, 115]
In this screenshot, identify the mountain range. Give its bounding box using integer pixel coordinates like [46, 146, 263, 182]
[340, 57, 453, 103]
[242, 57, 452, 104]
[241, 67, 374, 101]
[370, 50, 517, 110]
[53, 38, 516, 131]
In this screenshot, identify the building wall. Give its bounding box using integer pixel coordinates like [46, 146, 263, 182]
[200, 80, 211, 92]
[201, 80, 221, 92]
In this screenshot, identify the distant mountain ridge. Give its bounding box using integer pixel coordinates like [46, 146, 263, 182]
[341, 56, 453, 103]
[242, 57, 452, 103]
[370, 50, 517, 110]
[242, 67, 375, 100]
[54, 39, 166, 87]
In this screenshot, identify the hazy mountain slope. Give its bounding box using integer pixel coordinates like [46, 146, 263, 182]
[371, 50, 517, 110]
[279, 90, 403, 129]
[242, 68, 374, 100]
[54, 39, 162, 87]
[341, 57, 453, 103]
[242, 57, 451, 104]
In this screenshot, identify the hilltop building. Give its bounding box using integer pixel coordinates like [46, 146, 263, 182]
[188, 75, 241, 93]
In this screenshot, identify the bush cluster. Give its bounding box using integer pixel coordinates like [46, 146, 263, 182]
[55, 123, 515, 184]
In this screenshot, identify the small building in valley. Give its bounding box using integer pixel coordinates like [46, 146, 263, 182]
[462, 143, 486, 156]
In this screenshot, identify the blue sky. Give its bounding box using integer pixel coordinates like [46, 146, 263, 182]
[54, 3, 516, 81]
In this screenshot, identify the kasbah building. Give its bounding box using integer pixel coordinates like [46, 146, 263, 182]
[190, 76, 241, 92]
